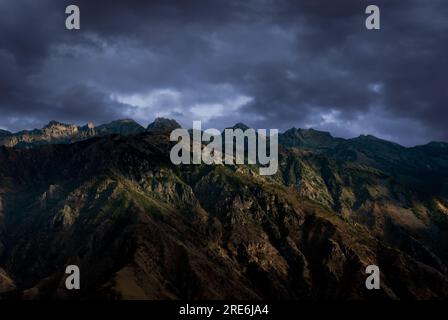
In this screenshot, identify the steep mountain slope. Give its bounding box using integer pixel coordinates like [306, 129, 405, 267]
[0, 127, 447, 300]
[277, 130, 448, 267]
[0, 130, 11, 137]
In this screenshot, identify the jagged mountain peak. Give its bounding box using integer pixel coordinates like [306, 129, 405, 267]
[286, 127, 332, 136]
[81, 121, 95, 130]
[44, 120, 71, 128]
[280, 127, 337, 149]
[108, 118, 138, 124]
[0, 119, 145, 148]
[354, 134, 390, 142]
[42, 121, 79, 134]
[97, 119, 142, 128]
[229, 122, 250, 131]
[96, 119, 145, 135]
[147, 117, 181, 132]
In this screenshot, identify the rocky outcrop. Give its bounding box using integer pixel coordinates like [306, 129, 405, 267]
[0, 119, 144, 148]
[0, 268, 15, 295]
[147, 117, 181, 132]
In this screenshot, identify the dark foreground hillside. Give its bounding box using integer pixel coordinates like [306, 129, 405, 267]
[0, 126, 448, 299]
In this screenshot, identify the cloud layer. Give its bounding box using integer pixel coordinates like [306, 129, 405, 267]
[0, 0, 446, 145]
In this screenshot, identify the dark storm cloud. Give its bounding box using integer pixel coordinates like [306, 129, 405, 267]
[0, 0, 446, 145]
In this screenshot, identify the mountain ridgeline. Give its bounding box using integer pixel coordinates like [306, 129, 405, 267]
[0, 118, 447, 299]
[0, 119, 145, 148]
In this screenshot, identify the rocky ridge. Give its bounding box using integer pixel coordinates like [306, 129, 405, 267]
[0, 120, 447, 299]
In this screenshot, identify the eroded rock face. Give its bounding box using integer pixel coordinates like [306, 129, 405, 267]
[0, 121, 88, 148]
[0, 119, 145, 148]
[0, 128, 447, 300]
[0, 268, 15, 294]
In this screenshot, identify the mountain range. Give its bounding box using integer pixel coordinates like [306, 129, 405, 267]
[0, 118, 447, 299]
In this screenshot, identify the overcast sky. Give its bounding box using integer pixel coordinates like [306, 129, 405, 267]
[0, 0, 447, 146]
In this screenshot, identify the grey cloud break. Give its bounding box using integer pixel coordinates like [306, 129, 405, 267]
[0, 0, 447, 146]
